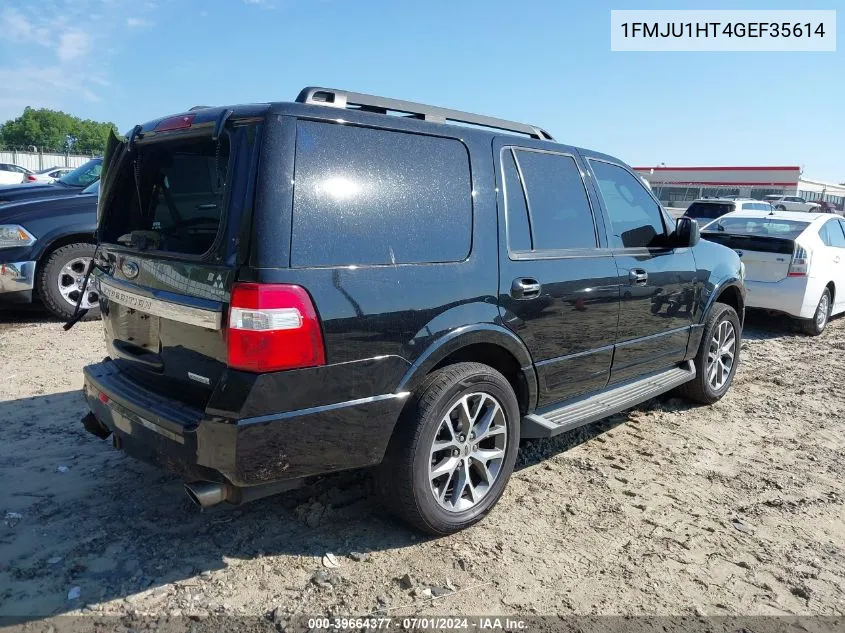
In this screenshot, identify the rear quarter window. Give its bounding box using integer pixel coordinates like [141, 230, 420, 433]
[291, 121, 472, 267]
[686, 202, 733, 219]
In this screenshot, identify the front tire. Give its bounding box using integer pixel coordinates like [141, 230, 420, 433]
[801, 288, 831, 336]
[37, 243, 100, 321]
[677, 302, 741, 405]
[378, 362, 520, 535]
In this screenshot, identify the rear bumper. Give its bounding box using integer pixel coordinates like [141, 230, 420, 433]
[82, 360, 408, 487]
[0, 260, 36, 301]
[745, 276, 819, 319]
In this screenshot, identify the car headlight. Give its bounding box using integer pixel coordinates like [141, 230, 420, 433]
[0, 225, 36, 249]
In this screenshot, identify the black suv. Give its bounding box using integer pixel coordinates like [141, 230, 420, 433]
[81, 87, 745, 534]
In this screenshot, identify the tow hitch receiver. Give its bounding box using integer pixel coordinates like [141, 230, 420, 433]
[81, 412, 112, 439]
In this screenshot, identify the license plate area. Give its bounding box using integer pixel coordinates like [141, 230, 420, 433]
[112, 304, 161, 351]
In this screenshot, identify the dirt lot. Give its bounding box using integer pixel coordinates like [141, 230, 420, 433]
[1, 308, 844, 623]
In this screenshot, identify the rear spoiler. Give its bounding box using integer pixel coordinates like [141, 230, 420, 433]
[702, 233, 796, 254]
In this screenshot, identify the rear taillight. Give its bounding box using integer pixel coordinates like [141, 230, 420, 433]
[788, 245, 811, 277]
[226, 283, 325, 373]
[26, 175, 36, 182]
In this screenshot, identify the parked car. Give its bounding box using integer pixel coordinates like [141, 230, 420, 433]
[702, 210, 845, 335]
[80, 87, 745, 535]
[0, 158, 102, 205]
[684, 198, 774, 225]
[0, 163, 32, 185]
[0, 181, 99, 319]
[763, 195, 821, 213]
[25, 166, 74, 184]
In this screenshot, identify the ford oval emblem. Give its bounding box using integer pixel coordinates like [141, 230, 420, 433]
[121, 260, 140, 279]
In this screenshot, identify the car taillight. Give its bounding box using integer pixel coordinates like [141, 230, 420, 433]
[226, 283, 325, 372]
[26, 175, 36, 182]
[788, 245, 811, 277]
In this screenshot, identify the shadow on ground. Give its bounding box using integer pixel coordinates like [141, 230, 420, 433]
[741, 308, 843, 341]
[0, 305, 61, 327]
[0, 389, 425, 619]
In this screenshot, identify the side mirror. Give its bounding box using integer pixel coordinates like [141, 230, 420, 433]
[674, 216, 700, 248]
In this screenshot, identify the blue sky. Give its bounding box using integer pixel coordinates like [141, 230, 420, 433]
[1, 0, 842, 181]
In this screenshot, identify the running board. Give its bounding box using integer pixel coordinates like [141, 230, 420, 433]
[521, 361, 695, 439]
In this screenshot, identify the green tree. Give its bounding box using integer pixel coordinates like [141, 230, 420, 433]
[0, 107, 118, 154]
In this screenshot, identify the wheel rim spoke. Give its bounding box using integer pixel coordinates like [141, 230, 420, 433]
[471, 447, 505, 463]
[471, 398, 500, 441]
[430, 455, 460, 481]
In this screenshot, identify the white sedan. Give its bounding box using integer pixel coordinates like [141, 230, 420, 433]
[701, 210, 845, 335]
[0, 163, 32, 185]
[25, 166, 73, 183]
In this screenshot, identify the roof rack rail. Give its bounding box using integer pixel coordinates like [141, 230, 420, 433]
[296, 87, 554, 141]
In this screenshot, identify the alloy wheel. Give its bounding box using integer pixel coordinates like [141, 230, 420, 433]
[428, 392, 508, 513]
[56, 257, 98, 309]
[706, 319, 736, 391]
[816, 293, 830, 330]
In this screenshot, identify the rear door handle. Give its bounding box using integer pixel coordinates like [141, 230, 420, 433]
[629, 269, 648, 285]
[511, 278, 541, 300]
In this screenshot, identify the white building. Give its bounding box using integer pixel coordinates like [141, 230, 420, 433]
[634, 165, 845, 211]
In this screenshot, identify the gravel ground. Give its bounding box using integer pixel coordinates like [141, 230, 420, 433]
[1, 307, 844, 624]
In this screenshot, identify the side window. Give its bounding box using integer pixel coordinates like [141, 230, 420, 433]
[819, 222, 833, 246]
[589, 160, 666, 248]
[825, 220, 845, 248]
[512, 149, 597, 250]
[501, 149, 531, 252]
[291, 121, 472, 267]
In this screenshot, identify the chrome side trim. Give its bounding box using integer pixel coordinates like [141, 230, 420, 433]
[238, 392, 411, 426]
[97, 276, 222, 330]
[534, 343, 615, 367]
[0, 260, 36, 293]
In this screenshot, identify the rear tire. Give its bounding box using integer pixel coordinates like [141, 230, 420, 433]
[377, 362, 520, 535]
[776, 205, 786, 211]
[677, 302, 741, 405]
[801, 288, 831, 336]
[37, 243, 100, 321]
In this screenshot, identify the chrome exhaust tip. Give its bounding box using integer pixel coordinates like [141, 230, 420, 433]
[184, 481, 227, 509]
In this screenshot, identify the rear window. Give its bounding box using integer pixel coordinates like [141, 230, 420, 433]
[291, 121, 471, 267]
[100, 136, 229, 256]
[511, 149, 597, 250]
[703, 217, 808, 239]
[685, 202, 733, 219]
[741, 202, 772, 211]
